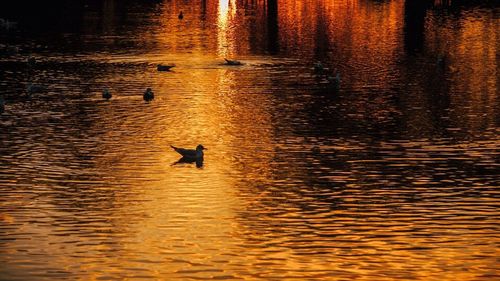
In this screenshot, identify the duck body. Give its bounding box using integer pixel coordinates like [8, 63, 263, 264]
[157, 64, 175, 71]
[26, 83, 46, 96]
[437, 55, 447, 70]
[171, 144, 205, 159]
[143, 88, 154, 101]
[102, 89, 112, 100]
[27, 56, 36, 67]
[314, 61, 324, 73]
[0, 96, 5, 114]
[224, 58, 243, 66]
[314, 61, 330, 75]
[0, 18, 17, 30]
[3, 46, 19, 56]
[178, 11, 184, 20]
[327, 73, 341, 90]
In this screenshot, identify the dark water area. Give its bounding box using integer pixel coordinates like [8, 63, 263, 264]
[0, 0, 499, 280]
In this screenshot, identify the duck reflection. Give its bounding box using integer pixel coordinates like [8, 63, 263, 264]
[172, 156, 204, 168]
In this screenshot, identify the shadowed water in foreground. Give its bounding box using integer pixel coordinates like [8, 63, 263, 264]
[0, 0, 498, 280]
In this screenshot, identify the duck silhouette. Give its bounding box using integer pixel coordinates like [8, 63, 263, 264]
[178, 11, 184, 20]
[437, 54, 447, 70]
[26, 83, 46, 96]
[102, 89, 112, 100]
[157, 64, 175, 71]
[171, 144, 206, 159]
[143, 88, 154, 102]
[0, 95, 5, 114]
[314, 61, 329, 75]
[327, 72, 341, 90]
[0, 18, 17, 30]
[27, 56, 36, 67]
[224, 58, 243, 66]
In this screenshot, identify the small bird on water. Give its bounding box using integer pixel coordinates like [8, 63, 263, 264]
[437, 54, 447, 70]
[224, 58, 243, 66]
[26, 83, 45, 96]
[102, 89, 112, 100]
[27, 56, 36, 67]
[143, 88, 154, 102]
[327, 71, 341, 90]
[314, 61, 330, 75]
[178, 11, 184, 20]
[0, 95, 5, 114]
[157, 64, 175, 71]
[171, 144, 206, 159]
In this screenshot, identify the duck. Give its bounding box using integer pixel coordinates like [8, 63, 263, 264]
[26, 83, 46, 96]
[1, 45, 19, 56]
[157, 64, 175, 71]
[143, 88, 154, 101]
[102, 89, 112, 100]
[171, 144, 206, 159]
[327, 71, 341, 90]
[27, 56, 36, 67]
[314, 61, 331, 75]
[0, 95, 5, 114]
[314, 61, 324, 73]
[224, 58, 243, 66]
[178, 11, 184, 20]
[437, 54, 447, 70]
[0, 18, 17, 30]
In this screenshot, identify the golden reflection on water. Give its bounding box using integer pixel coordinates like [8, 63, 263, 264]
[0, 0, 498, 280]
[217, 0, 237, 57]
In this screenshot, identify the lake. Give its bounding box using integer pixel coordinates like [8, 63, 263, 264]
[0, 0, 498, 280]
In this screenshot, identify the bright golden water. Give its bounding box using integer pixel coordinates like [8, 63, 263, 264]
[0, 0, 498, 280]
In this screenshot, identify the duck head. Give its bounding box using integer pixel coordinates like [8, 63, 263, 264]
[196, 144, 206, 151]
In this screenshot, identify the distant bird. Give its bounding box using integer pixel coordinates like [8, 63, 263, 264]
[224, 58, 243, 66]
[27, 56, 36, 67]
[26, 83, 46, 96]
[0, 95, 5, 114]
[314, 61, 324, 73]
[157, 64, 175, 71]
[143, 87, 154, 102]
[2, 45, 19, 56]
[102, 89, 112, 100]
[437, 54, 447, 70]
[171, 144, 206, 159]
[327, 71, 341, 90]
[178, 11, 184, 20]
[0, 18, 17, 30]
[314, 61, 330, 76]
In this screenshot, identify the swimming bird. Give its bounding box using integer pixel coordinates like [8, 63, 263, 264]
[143, 88, 154, 102]
[0, 95, 4, 114]
[314, 61, 324, 73]
[314, 61, 330, 75]
[178, 11, 184, 20]
[27, 56, 36, 67]
[327, 71, 341, 90]
[157, 64, 175, 71]
[26, 83, 46, 96]
[171, 144, 206, 159]
[224, 58, 243, 66]
[437, 54, 447, 70]
[102, 89, 112, 100]
[0, 18, 17, 31]
[1, 45, 19, 56]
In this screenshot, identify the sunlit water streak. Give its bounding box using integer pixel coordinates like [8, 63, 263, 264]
[0, 0, 498, 280]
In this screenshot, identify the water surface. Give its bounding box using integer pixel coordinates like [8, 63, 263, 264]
[0, 0, 498, 280]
